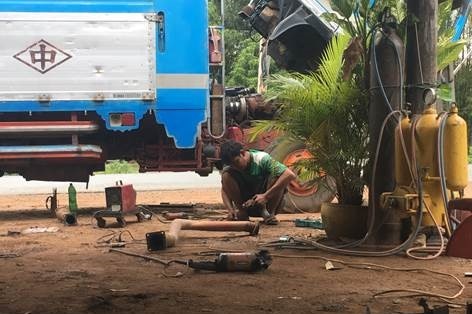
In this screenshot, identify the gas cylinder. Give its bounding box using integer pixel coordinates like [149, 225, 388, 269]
[394, 115, 412, 186]
[415, 106, 439, 177]
[415, 106, 444, 227]
[369, 11, 405, 207]
[444, 104, 468, 191]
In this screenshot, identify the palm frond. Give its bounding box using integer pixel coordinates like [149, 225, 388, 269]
[437, 38, 467, 71]
[316, 34, 352, 92]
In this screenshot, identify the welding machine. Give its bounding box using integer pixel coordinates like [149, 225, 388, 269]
[93, 181, 151, 228]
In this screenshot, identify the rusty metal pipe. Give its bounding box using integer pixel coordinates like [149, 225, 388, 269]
[54, 207, 77, 226]
[165, 219, 259, 248]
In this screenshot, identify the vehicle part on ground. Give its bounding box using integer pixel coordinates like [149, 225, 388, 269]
[265, 139, 335, 213]
[146, 219, 259, 250]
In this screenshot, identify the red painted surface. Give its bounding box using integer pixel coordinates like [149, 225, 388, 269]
[105, 184, 137, 213]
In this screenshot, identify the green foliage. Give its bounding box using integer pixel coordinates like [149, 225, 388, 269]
[225, 37, 260, 88]
[222, 0, 283, 88]
[95, 160, 139, 175]
[251, 34, 369, 205]
[437, 1, 467, 72]
[208, 0, 220, 25]
[455, 61, 472, 140]
[438, 39, 467, 71]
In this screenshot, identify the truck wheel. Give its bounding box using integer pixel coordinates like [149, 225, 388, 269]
[266, 139, 336, 213]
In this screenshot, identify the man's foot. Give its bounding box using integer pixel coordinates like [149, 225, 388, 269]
[263, 216, 279, 225]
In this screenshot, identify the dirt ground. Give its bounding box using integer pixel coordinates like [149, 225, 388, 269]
[1, 187, 472, 314]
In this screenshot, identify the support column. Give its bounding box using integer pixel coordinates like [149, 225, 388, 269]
[406, 0, 438, 113]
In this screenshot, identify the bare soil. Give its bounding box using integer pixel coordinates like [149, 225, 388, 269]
[1, 188, 472, 314]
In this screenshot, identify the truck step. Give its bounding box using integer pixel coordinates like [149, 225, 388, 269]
[0, 145, 102, 159]
[0, 121, 99, 137]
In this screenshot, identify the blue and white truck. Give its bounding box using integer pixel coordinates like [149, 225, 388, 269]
[0, 0, 215, 181]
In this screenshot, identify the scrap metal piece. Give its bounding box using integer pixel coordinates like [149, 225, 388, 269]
[418, 298, 449, 314]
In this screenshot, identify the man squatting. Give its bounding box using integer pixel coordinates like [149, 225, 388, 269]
[220, 140, 297, 225]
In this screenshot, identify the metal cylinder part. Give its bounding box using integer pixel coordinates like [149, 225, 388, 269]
[394, 115, 412, 186]
[415, 106, 439, 177]
[415, 106, 444, 227]
[54, 207, 77, 226]
[444, 104, 468, 191]
[165, 219, 260, 248]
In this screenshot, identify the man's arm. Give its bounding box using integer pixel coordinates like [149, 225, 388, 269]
[252, 168, 296, 205]
[221, 188, 237, 219]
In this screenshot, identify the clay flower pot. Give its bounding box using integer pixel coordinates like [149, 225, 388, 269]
[321, 203, 368, 240]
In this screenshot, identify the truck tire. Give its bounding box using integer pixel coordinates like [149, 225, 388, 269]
[266, 139, 336, 213]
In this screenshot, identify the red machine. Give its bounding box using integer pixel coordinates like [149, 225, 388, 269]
[94, 181, 150, 228]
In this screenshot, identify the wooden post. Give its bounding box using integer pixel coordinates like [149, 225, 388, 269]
[406, 0, 438, 113]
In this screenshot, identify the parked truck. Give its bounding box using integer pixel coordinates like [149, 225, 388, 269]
[0, 0, 335, 211]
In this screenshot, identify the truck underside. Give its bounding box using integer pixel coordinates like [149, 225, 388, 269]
[0, 112, 211, 182]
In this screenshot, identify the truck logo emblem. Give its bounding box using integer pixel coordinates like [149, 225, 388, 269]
[13, 39, 72, 74]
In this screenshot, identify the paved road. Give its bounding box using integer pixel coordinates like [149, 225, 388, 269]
[0, 171, 222, 195]
[1, 165, 471, 195]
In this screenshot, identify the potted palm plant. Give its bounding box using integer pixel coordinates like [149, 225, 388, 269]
[251, 33, 369, 239]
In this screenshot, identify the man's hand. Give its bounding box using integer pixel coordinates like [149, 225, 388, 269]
[243, 194, 268, 208]
[226, 212, 237, 221]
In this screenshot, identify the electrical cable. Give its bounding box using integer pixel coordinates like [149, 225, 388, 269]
[371, 27, 395, 113]
[293, 168, 423, 257]
[405, 201, 445, 260]
[437, 111, 453, 236]
[271, 253, 464, 302]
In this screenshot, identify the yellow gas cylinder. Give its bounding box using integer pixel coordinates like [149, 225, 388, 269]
[395, 115, 412, 186]
[444, 104, 468, 191]
[415, 106, 439, 176]
[415, 106, 443, 227]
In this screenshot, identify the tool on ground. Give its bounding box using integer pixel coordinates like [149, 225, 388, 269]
[188, 250, 272, 272]
[45, 187, 58, 212]
[93, 181, 151, 228]
[146, 219, 259, 250]
[294, 218, 324, 229]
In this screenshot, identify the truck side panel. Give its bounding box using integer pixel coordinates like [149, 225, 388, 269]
[0, 0, 209, 148]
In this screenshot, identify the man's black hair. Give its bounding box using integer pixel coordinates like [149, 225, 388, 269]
[220, 140, 244, 165]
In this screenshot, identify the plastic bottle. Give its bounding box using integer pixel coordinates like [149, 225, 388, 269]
[68, 183, 78, 215]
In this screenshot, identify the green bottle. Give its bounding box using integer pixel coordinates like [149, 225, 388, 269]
[68, 183, 78, 215]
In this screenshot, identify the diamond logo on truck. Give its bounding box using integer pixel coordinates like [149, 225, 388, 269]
[13, 39, 72, 74]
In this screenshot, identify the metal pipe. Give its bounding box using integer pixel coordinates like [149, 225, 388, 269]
[0, 144, 102, 159]
[0, 121, 99, 137]
[158, 219, 259, 249]
[54, 207, 77, 226]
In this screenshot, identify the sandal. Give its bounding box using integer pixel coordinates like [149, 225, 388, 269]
[263, 216, 279, 225]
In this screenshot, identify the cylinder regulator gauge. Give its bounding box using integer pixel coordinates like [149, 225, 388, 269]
[423, 88, 437, 106]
